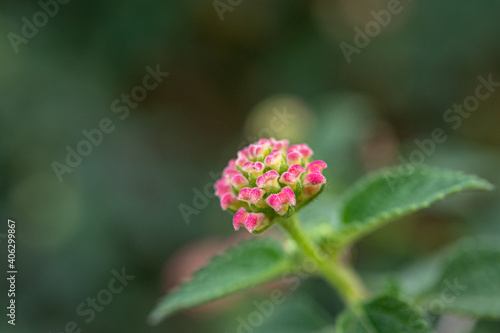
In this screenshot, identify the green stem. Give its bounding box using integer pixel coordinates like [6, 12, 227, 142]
[279, 215, 367, 305]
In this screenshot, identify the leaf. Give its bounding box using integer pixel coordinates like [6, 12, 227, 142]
[420, 237, 500, 319]
[251, 294, 335, 333]
[394, 255, 444, 298]
[147, 238, 293, 325]
[336, 296, 434, 333]
[338, 165, 493, 245]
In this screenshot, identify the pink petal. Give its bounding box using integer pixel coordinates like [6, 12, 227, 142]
[238, 148, 250, 159]
[233, 207, 248, 230]
[243, 162, 264, 175]
[253, 162, 264, 172]
[288, 144, 313, 160]
[242, 161, 253, 172]
[279, 172, 296, 185]
[237, 187, 252, 201]
[280, 186, 296, 205]
[215, 178, 232, 197]
[265, 187, 296, 215]
[249, 188, 266, 204]
[306, 160, 327, 175]
[256, 170, 279, 188]
[215, 185, 232, 197]
[215, 177, 229, 189]
[265, 194, 282, 212]
[231, 174, 249, 189]
[223, 167, 240, 178]
[244, 213, 265, 232]
[264, 150, 282, 170]
[235, 157, 248, 169]
[269, 138, 289, 151]
[288, 164, 305, 178]
[238, 187, 266, 206]
[286, 151, 302, 166]
[303, 173, 327, 187]
[232, 208, 265, 232]
[248, 143, 269, 160]
[221, 193, 238, 210]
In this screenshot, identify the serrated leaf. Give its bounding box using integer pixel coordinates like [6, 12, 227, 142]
[148, 238, 293, 325]
[336, 296, 434, 333]
[338, 166, 493, 245]
[420, 237, 500, 319]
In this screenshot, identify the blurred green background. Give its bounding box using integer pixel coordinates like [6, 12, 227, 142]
[1, 0, 499, 332]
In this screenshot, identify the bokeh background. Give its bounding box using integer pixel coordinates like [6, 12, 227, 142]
[1, 0, 500, 332]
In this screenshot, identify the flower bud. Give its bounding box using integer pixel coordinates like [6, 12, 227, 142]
[288, 144, 313, 163]
[264, 150, 284, 171]
[231, 174, 249, 191]
[279, 165, 305, 192]
[238, 187, 266, 208]
[256, 170, 280, 193]
[265, 187, 296, 216]
[306, 160, 327, 175]
[242, 162, 265, 179]
[286, 151, 303, 166]
[220, 192, 239, 211]
[233, 208, 266, 233]
[302, 173, 327, 198]
[269, 138, 289, 151]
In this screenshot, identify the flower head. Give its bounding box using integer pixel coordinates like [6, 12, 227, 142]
[215, 138, 327, 233]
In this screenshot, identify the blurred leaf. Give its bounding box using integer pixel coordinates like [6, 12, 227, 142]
[394, 255, 444, 298]
[337, 166, 493, 246]
[148, 238, 293, 325]
[420, 237, 500, 319]
[252, 294, 335, 333]
[336, 296, 433, 333]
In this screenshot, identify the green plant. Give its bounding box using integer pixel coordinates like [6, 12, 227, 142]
[148, 139, 497, 332]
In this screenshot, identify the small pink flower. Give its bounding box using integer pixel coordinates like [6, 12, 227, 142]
[215, 138, 327, 233]
[302, 173, 327, 197]
[256, 170, 280, 193]
[303, 173, 326, 186]
[231, 174, 249, 191]
[235, 156, 248, 169]
[264, 150, 283, 171]
[306, 161, 327, 175]
[215, 178, 232, 197]
[248, 143, 269, 161]
[279, 164, 305, 190]
[286, 151, 303, 166]
[288, 164, 306, 178]
[265, 187, 296, 216]
[237, 187, 266, 207]
[242, 162, 265, 178]
[288, 144, 313, 162]
[222, 167, 240, 179]
[269, 138, 289, 151]
[279, 172, 296, 186]
[220, 192, 238, 211]
[233, 208, 266, 233]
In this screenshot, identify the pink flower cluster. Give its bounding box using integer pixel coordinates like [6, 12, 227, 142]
[215, 138, 327, 233]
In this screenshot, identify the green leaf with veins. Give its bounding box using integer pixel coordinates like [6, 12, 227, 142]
[148, 238, 293, 325]
[337, 165, 493, 246]
[252, 294, 335, 333]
